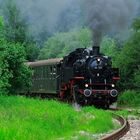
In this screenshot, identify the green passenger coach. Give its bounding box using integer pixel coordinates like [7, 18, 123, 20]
[27, 58, 62, 95]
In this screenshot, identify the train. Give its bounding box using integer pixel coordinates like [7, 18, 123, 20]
[25, 46, 120, 108]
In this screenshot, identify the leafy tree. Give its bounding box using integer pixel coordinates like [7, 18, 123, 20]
[38, 28, 92, 59]
[25, 43, 40, 61]
[116, 18, 140, 89]
[3, 0, 39, 61]
[3, 0, 28, 43]
[0, 39, 12, 93]
[5, 43, 32, 93]
[0, 16, 4, 39]
[0, 41, 32, 94]
[134, 67, 140, 89]
[101, 37, 119, 67]
[0, 16, 31, 94]
[133, 17, 140, 31]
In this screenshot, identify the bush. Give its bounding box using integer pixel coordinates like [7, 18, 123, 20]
[116, 17, 140, 90]
[0, 16, 31, 94]
[134, 66, 140, 89]
[118, 90, 140, 107]
[0, 40, 31, 94]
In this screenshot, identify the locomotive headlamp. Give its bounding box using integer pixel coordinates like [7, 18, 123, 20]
[97, 58, 101, 62]
[111, 84, 115, 88]
[85, 84, 89, 88]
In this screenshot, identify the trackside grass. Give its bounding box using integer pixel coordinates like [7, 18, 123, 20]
[118, 90, 140, 107]
[113, 90, 140, 119]
[0, 96, 115, 140]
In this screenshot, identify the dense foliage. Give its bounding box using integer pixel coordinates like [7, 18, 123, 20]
[118, 90, 140, 107]
[0, 17, 31, 94]
[116, 18, 140, 89]
[3, 0, 40, 61]
[38, 28, 92, 59]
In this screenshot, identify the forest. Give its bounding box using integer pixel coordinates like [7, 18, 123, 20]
[0, 0, 140, 94]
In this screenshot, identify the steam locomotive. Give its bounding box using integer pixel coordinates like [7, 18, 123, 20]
[26, 46, 120, 108]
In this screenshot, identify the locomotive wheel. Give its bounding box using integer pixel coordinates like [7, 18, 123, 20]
[73, 85, 79, 103]
[63, 90, 73, 103]
[73, 85, 84, 105]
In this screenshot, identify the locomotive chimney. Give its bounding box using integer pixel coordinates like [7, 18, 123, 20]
[92, 46, 100, 55]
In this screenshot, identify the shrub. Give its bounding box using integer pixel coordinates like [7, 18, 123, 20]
[118, 90, 140, 107]
[0, 16, 31, 94]
[0, 40, 31, 94]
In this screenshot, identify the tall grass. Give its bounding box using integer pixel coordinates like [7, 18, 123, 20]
[118, 90, 140, 107]
[0, 96, 114, 140]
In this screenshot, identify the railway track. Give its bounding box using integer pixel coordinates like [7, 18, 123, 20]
[101, 113, 130, 140]
[72, 104, 130, 140]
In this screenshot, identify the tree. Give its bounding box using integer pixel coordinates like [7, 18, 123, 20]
[4, 43, 31, 93]
[134, 66, 140, 89]
[116, 18, 140, 89]
[3, 0, 39, 61]
[3, 0, 28, 43]
[0, 16, 31, 94]
[133, 17, 140, 31]
[25, 43, 40, 61]
[0, 40, 32, 94]
[101, 37, 119, 67]
[38, 28, 92, 59]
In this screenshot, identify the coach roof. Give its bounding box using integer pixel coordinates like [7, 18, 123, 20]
[27, 58, 62, 67]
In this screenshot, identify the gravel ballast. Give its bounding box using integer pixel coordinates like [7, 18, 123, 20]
[120, 120, 140, 140]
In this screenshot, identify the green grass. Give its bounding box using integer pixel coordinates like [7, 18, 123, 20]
[114, 90, 140, 119]
[0, 96, 115, 140]
[114, 109, 140, 118]
[118, 90, 140, 107]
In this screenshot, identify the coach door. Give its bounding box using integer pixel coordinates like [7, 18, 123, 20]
[47, 65, 57, 94]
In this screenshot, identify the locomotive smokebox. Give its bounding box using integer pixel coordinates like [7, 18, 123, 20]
[92, 46, 100, 55]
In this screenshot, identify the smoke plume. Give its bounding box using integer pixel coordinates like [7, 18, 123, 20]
[83, 0, 139, 46]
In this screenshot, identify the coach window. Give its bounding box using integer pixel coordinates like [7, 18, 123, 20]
[50, 66, 56, 79]
[50, 66, 53, 79]
[53, 66, 56, 78]
[53, 66, 56, 72]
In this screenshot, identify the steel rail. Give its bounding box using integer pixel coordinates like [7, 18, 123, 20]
[101, 114, 130, 140]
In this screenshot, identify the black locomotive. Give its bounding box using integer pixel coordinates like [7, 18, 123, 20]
[26, 46, 120, 108]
